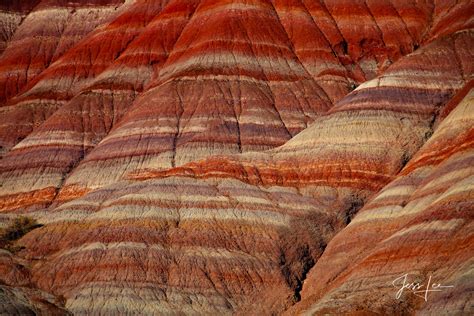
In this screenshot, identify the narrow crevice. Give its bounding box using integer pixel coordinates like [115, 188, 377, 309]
[386, 1, 416, 50]
[278, 241, 324, 306]
[286, 197, 366, 311]
[362, 0, 385, 46]
[421, 1, 435, 43]
[216, 81, 242, 153]
[291, 246, 319, 303]
[270, 0, 333, 104]
[319, 0, 368, 81]
[451, 36, 466, 82]
[298, 0, 354, 84]
[400, 150, 411, 170]
[343, 195, 365, 225]
[47, 149, 85, 210]
[171, 82, 185, 168]
[232, 7, 293, 140]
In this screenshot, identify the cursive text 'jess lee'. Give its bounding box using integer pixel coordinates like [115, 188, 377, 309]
[392, 273, 454, 302]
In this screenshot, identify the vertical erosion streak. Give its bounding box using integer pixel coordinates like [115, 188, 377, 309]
[171, 81, 184, 168]
[41, 1, 182, 207]
[234, 9, 293, 139]
[271, 0, 334, 104]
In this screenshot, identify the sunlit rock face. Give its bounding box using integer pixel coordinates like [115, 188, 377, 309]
[0, 0, 472, 314]
[287, 83, 474, 315]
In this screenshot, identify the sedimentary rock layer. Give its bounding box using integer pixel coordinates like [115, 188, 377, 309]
[2, 0, 472, 214]
[0, 1, 473, 315]
[1, 0, 199, 210]
[20, 176, 342, 314]
[0, 0, 126, 104]
[130, 28, 473, 193]
[290, 84, 474, 315]
[5, 28, 471, 314]
[0, 246, 69, 314]
[0, 0, 128, 155]
[0, 1, 39, 56]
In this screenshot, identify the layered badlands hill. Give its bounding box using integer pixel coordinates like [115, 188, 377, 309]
[0, 0, 473, 315]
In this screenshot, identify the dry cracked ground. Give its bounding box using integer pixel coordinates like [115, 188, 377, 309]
[0, 0, 473, 315]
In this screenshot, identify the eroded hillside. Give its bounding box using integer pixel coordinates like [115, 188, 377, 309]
[0, 0, 473, 314]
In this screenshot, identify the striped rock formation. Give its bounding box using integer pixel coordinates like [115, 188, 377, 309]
[0, 0, 127, 102]
[289, 83, 474, 315]
[0, 0, 129, 155]
[1, 0, 199, 210]
[0, 0, 473, 315]
[22, 177, 344, 314]
[130, 28, 472, 193]
[8, 30, 474, 315]
[0, 1, 38, 56]
[0, 240, 70, 314]
[2, 0, 472, 213]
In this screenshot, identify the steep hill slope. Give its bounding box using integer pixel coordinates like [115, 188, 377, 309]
[0, 0, 131, 158]
[0, 0, 473, 314]
[289, 83, 474, 315]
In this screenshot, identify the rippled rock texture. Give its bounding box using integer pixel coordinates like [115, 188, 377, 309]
[0, 0, 473, 314]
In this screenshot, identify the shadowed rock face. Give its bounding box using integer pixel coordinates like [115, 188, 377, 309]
[0, 0, 473, 314]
